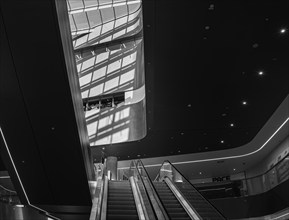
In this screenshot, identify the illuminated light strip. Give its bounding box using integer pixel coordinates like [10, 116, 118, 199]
[0, 127, 30, 203]
[118, 117, 289, 169]
[69, 1, 141, 14]
[0, 127, 61, 220]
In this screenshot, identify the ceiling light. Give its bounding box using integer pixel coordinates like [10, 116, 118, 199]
[199, 172, 202, 175]
[221, 140, 224, 143]
[242, 101, 247, 105]
[280, 28, 286, 34]
[230, 123, 234, 127]
[258, 71, 264, 75]
[233, 168, 236, 171]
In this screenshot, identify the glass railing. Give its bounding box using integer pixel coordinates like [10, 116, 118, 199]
[194, 153, 289, 198]
[155, 160, 226, 219]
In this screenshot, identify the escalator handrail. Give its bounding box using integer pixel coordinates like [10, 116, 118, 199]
[135, 159, 170, 220]
[95, 159, 108, 220]
[156, 160, 227, 219]
[129, 160, 158, 220]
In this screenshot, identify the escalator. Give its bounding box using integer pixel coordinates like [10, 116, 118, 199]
[92, 159, 226, 220]
[153, 160, 226, 220]
[107, 180, 138, 220]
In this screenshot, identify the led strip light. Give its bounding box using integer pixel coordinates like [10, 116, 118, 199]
[119, 117, 289, 169]
[0, 127, 61, 220]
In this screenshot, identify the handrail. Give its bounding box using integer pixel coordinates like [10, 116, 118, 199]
[129, 160, 151, 219]
[242, 153, 289, 181]
[0, 184, 16, 194]
[164, 177, 201, 220]
[100, 175, 108, 220]
[129, 176, 146, 220]
[93, 159, 108, 220]
[135, 160, 170, 220]
[156, 160, 227, 219]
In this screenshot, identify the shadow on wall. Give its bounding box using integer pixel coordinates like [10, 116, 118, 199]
[86, 104, 131, 145]
[77, 41, 138, 98]
[76, 40, 145, 145]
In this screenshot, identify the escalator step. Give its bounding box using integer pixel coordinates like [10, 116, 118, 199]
[106, 214, 139, 220]
[107, 209, 138, 215]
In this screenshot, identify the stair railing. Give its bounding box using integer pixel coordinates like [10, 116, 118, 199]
[156, 160, 227, 219]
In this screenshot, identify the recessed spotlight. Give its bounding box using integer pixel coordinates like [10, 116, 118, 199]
[242, 101, 247, 105]
[208, 4, 214, 10]
[230, 123, 234, 127]
[199, 172, 202, 175]
[221, 140, 224, 144]
[252, 43, 259, 48]
[233, 168, 236, 171]
[258, 71, 264, 76]
[180, 132, 184, 135]
[102, 147, 105, 150]
[187, 104, 192, 107]
[280, 28, 286, 34]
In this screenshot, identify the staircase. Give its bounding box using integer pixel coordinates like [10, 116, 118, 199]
[107, 181, 138, 220]
[153, 181, 191, 220]
[175, 182, 224, 220]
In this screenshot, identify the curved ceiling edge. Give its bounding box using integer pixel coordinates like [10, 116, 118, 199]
[118, 95, 289, 169]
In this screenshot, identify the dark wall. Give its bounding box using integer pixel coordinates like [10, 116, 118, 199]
[211, 179, 289, 219]
[0, 0, 92, 212]
[0, 158, 5, 171]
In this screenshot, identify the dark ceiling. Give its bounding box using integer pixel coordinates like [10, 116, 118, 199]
[92, 0, 289, 161]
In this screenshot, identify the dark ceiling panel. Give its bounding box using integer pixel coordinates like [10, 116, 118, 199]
[92, 0, 289, 161]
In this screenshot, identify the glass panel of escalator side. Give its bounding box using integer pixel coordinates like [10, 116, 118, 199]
[158, 161, 226, 220]
[107, 180, 139, 220]
[153, 181, 191, 220]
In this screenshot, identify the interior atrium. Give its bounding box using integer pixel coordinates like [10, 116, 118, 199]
[0, 0, 288, 219]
